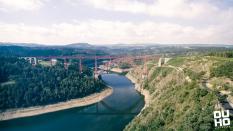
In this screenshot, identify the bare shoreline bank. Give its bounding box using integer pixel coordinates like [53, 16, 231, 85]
[0, 88, 113, 121]
[125, 74, 150, 114]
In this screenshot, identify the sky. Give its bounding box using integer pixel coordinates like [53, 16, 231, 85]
[0, 0, 233, 45]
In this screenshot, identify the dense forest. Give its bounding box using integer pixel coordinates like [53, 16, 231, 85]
[0, 46, 107, 57]
[2, 44, 232, 57]
[0, 57, 106, 110]
[208, 51, 233, 58]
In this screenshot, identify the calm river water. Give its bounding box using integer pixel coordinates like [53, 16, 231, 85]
[0, 74, 144, 131]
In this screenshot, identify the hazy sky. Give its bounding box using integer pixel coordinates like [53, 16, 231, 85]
[0, 0, 233, 45]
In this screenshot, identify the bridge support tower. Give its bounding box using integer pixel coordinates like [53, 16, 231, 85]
[94, 56, 99, 79]
[79, 58, 82, 73]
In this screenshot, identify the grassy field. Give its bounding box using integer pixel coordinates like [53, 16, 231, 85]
[39, 60, 52, 67]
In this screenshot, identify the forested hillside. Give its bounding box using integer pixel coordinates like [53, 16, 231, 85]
[209, 51, 233, 58]
[125, 55, 233, 131]
[0, 45, 107, 57]
[0, 57, 106, 110]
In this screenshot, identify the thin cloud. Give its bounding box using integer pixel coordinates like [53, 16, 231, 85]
[0, 0, 46, 11]
[80, 0, 231, 20]
[0, 20, 232, 45]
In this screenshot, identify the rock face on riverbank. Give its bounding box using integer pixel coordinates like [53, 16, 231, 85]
[126, 74, 150, 111]
[0, 88, 113, 121]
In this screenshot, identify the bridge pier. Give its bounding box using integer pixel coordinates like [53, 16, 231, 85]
[142, 55, 148, 79]
[94, 56, 99, 79]
[79, 58, 82, 73]
[158, 57, 171, 67]
[21, 57, 37, 66]
[64, 59, 68, 69]
[34, 57, 37, 65]
[106, 58, 112, 74]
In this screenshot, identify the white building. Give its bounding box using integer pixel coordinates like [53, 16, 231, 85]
[51, 59, 57, 66]
[158, 58, 171, 67]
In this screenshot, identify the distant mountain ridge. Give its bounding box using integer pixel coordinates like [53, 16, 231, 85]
[0, 42, 45, 47]
[65, 43, 95, 48]
[0, 42, 96, 48]
[1, 42, 233, 48]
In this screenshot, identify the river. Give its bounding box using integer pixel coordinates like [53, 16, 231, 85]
[0, 73, 144, 131]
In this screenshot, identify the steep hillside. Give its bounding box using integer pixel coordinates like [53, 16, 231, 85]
[125, 56, 233, 131]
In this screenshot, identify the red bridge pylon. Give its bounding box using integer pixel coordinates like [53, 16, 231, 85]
[79, 58, 82, 73]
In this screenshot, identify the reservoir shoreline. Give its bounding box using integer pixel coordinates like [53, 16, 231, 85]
[0, 87, 113, 121]
[126, 74, 150, 113]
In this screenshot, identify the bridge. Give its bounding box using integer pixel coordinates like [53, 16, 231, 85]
[21, 55, 163, 79]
